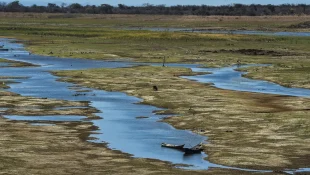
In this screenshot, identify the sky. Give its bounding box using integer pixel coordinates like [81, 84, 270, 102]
[4, 0, 310, 6]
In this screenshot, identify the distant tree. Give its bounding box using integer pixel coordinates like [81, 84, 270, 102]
[0, 2, 309, 16]
[70, 3, 82, 9]
[68, 3, 85, 13]
[98, 4, 113, 14]
[47, 3, 59, 13]
[118, 4, 127, 10]
[7, 0, 23, 12]
[85, 5, 96, 14]
[29, 4, 38, 12]
[0, 2, 6, 11]
[299, 4, 306, 14]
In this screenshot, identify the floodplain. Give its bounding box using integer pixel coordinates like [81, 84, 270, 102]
[0, 13, 310, 174]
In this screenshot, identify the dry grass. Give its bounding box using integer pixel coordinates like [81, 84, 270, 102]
[1, 114, 277, 175]
[0, 88, 263, 175]
[0, 59, 267, 175]
[0, 13, 310, 174]
[242, 64, 310, 89]
[1, 13, 310, 30]
[55, 65, 310, 171]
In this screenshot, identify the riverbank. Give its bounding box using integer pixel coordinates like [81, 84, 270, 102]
[54, 65, 310, 171]
[0, 58, 267, 175]
[240, 65, 310, 89]
[1, 13, 310, 173]
[1, 13, 310, 90]
[2, 114, 279, 175]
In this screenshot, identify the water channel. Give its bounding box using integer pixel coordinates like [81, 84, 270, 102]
[0, 38, 309, 173]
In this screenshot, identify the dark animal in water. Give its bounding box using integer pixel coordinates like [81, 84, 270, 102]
[73, 93, 86, 96]
[161, 143, 185, 150]
[183, 143, 203, 154]
[183, 147, 203, 154]
[153, 86, 158, 91]
[161, 142, 204, 155]
[0, 48, 9, 51]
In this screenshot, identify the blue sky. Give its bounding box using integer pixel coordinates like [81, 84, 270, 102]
[5, 0, 310, 6]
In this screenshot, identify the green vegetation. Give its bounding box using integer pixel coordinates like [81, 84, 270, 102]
[1, 14, 308, 89]
[0, 14, 309, 72]
[1, 2, 310, 16]
[1, 13, 310, 174]
[241, 64, 310, 89]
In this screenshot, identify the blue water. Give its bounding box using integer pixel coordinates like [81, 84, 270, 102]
[184, 65, 310, 98]
[0, 62, 9, 67]
[0, 38, 210, 170]
[0, 38, 309, 173]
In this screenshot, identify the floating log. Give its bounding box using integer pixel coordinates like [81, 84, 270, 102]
[161, 143, 185, 150]
[183, 143, 203, 154]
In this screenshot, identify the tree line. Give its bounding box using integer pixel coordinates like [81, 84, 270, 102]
[0, 1, 310, 16]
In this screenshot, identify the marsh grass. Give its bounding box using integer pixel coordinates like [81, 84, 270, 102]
[1, 13, 310, 173]
[1, 14, 310, 73]
[1, 13, 310, 30]
[55, 65, 310, 170]
[0, 71, 259, 175]
[241, 60, 310, 88]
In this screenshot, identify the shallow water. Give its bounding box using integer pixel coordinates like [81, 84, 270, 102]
[0, 62, 9, 67]
[0, 38, 309, 172]
[0, 39, 211, 170]
[124, 27, 310, 37]
[184, 65, 310, 98]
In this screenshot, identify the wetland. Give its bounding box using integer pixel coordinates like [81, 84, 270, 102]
[0, 14, 310, 174]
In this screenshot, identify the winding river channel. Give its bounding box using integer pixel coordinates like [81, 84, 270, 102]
[0, 38, 309, 173]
